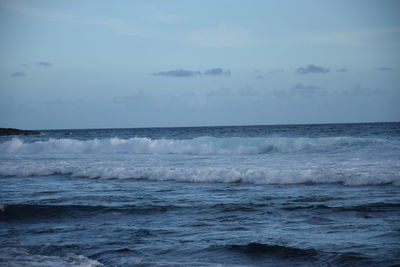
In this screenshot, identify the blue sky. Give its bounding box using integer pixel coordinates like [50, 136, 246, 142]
[1, 0, 399, 129]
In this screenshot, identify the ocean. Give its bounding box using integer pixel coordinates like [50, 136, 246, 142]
[0, 122, 399, 266]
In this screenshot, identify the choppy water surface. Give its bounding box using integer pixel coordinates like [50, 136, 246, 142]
[1, 123, 399, 266]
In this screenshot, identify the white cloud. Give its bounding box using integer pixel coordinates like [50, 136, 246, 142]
[301, 28, 400, 46]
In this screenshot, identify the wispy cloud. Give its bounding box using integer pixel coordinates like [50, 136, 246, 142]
[300, 28, 400, 46]
[202, 84, 390, 107]
[293, 83, 321, 91]
[152, 68, 231, 77]
[377, 67, 394, 71]
[21, 61, 53, 67]
[266, 83, 327, 99]
[83, 17, 146, 37]
[42, 99, 80, 105]
[135, 3, 184, 23]
[344, 85, 383, 96]
[36, 61, 52, 67]
[252, 69, 284, 79]
[295, 65, 330, 75]
[186, 25, 400, 48]
[186, 24, 256, 47]
[1, 1, 146, 37]
[268, 69, 284, 74]
[153, 69, 199, 77]
[1, 1, 65, 20]
[276, 83, 327, 98]
[336, 68, 348, 72]
[206, 86, 264, 104]
[203, 68, 231, 76]
[11, 72, 27, 77]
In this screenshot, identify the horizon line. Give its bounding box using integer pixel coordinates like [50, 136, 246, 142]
[8, 120, 398, 132]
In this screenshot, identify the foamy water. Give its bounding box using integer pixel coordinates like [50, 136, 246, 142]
[1, 123, 400, 266]
[1, 131, 399, 185]
[0, 135, 393, 155]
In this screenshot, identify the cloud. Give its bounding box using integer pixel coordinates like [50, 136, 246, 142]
[207, 87, 234, 98]
[268, 69, 284, 74]
[377, 67, 393, 71]
[295, 65, 330, 74]
[203, 68, 231, 76]
[336, 68, 348, 72]
[2, 1, 146, 37]
[36, 61, 52, 67]
[186, 24, 256, 47]
[253, 69, 284, 79]
[135, 3, 184, 23]
[292, 83, 321, 91]
[21, 61, 53, 67]
[152, 68, 231, 77]
[292, 84, 326, 97]
[344, 85, 383, 96]
[206, 86, 264, 104]
[84, 18, 146, 37]
[42, 99, 79, 105]
[11, 72, 27, 77]
[272, 83, 326, 98]
[300, 27, 400, 46]
[152, 69, 198, 77]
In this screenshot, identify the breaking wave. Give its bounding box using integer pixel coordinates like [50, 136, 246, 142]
[0, 164, 398, 186]
[0, 247, 101, 267]
[0, 136, 393, 155]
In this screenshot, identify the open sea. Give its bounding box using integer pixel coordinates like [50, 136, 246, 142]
[0, 122, 399, 266]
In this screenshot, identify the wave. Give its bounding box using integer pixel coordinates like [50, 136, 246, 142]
[0, 204, 179, 221]
[0, 247, 102, 267]
[0, 136, 393, 155]
[226, 242, 317, 259]
[281, 202, 400, 212]
[222, 243, 379, 266]
[1, 164, 399, 186]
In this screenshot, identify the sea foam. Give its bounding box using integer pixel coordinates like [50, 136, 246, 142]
[1, 136, 398, 186]
[0, 247, 102, 267]
[0, 136, 392, 155]
[0, 162, 398, 186]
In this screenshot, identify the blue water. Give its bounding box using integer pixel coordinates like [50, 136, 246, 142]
[1, 123, 399, 266]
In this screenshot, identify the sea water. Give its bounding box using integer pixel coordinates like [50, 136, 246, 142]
[0, 123, 399, 266]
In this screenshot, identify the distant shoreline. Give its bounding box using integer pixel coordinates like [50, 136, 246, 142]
[0, 128, 40, 136]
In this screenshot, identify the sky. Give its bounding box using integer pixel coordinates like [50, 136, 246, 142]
[0, 0, 399, 129]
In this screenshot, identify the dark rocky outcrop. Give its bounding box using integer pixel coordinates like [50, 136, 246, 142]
[0, 128, 40, 136]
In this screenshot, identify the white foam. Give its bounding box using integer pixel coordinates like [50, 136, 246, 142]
[0, 247, 102, 267]
[0, 136, 393, 156]
[0, 161, 398, 186]
[1, 136, 398, 186]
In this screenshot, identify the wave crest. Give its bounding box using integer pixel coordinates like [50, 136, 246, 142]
[0, 247, 102, 267]
[1, 164, 398, 186]
[0, 136, 390, 155]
